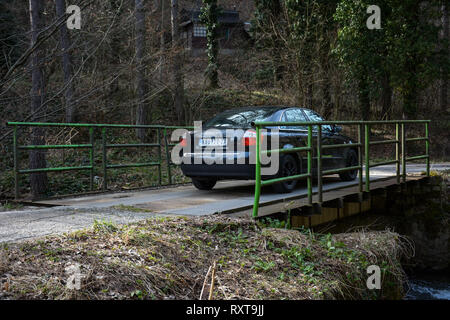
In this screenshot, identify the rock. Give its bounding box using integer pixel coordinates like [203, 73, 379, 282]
[407, 220, 450, 271]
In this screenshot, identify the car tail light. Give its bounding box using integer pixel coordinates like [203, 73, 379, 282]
[243, 130, 263, 146]
[179, 133, 188, 147]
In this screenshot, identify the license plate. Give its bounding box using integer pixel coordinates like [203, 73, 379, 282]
[199, 138, 227, 147]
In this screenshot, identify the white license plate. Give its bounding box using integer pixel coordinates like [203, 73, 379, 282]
[199, 138, 227, 147]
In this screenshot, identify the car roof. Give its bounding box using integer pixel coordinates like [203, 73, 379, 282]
[224, 106, 308, 113]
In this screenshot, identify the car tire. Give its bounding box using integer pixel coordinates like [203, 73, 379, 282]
[192, 178, 217, 190]
[272, 154, 298, 193]
[339, 149, 358, 181]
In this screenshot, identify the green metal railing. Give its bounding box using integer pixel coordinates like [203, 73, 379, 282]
[7, 122, 193, 199]
[252, 120, 431, 218]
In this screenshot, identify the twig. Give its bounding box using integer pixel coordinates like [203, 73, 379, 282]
[199, 265, 212, 300]
[208, 261, 217, 300]
[216, 276, 228, 300]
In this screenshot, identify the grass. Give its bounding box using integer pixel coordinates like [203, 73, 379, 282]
[0, 201, 23, 212]
[0, 215, 410, 300]
[111, 204, 153, 213]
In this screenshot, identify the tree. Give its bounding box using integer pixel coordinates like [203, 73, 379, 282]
[135, 0, 149, 141]
[171, 0, 185, 123]
[386, 0, 443, 118]
[333, 0, 389, 120]
[159, 0, 166, 81]
[109, 0, 123, 94]
[284, 0, 321, 108]
[55, 0, 75, 123]
[253, 0, 284, 84]
[253, 0, 340, 111]
[29, 0, 48, 197]
[0, 0, 20, 83]
[440, 1, 449, 112]
[200, 0, 221, 89]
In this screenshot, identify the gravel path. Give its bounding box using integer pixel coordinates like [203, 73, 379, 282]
[0, 207, 165, 243]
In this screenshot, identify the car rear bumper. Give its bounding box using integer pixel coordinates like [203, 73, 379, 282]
[181, 163, 255, 179]
[180, 152, 256, 179]
[179, 150, 289, 179]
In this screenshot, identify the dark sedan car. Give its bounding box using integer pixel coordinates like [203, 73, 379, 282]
[180, 106, 358, 193]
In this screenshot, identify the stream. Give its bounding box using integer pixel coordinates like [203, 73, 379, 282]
[405, 272, 450, 300]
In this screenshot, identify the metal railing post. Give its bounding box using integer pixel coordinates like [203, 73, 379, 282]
[425, 122, 430, 177]
[401, 123, 406, 183]
[252, 125, 262, 218]
[358, 124, 363, 193]
[13, 125, 19, 200]
[157, 128, 162, 185]
[307, 125, 312, 205]
[396, 122, 400, 184]
[317, 125, 323, 203]
[89, 127, 94, 191]
[365, 124, 370, 192]
[102, 127, 107, 191]
[163, 128, 172, 185]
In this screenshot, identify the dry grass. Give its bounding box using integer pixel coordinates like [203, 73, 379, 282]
[0, 215, 410, 300]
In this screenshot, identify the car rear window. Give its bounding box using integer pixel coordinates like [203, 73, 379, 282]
[204, 108, 278, 128]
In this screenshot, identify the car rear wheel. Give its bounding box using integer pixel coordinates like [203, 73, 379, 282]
[272, 154, 298, 193]
[339, 149, 358, 181]
[192, 178, 217, 190]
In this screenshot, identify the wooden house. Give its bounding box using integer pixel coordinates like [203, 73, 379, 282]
[179, 8, 250, 55]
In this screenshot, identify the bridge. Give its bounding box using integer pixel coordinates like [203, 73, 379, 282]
[31, 164, 441, 215]
[4, 120, 442, 233]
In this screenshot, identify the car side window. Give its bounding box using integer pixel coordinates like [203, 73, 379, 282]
[303, 109, 332, 132]
[281, 109, 308, 130]
[303, 109, 323, 122]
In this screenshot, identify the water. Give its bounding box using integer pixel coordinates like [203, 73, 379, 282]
[405, 273, 450, 300]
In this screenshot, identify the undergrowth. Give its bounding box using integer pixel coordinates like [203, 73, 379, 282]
[0, 215, 410, 300]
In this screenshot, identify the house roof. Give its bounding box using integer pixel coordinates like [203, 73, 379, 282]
[180, 9, 241, 25]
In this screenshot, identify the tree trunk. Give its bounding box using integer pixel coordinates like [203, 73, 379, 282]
[305, 83, 313, 109]
[381, 73, 392, 120]
[201, 0, 219, 89]
[402, 60, 418, 119]
[29, 0, 48, 198]
[135, 0, 149, 141]
[109, 0, 121, 94]
[171, 0, 185, 123]
[358, 77, 370, 120]
[159, 0, 166, 81]
[302, 57, 313, 110]
[441, 2, 449, 112]
[321, 69, 334, 119]
[402, 89, 417, 120]
[55, 0, 75, 123]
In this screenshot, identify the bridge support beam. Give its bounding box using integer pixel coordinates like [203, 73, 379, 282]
[265, 176, 434, 229]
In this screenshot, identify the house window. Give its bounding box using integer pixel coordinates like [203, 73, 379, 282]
[193, 24, 206, 37]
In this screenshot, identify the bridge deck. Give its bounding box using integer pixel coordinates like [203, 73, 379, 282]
[33, 164, 441, 218]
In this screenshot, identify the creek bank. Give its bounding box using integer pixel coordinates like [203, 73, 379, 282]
[0, 215, 407, 300]
[319, 174, 450, 298]
[323, 175, 449, 271]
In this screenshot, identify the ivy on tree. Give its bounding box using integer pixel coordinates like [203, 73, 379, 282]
[334, 0, 446, 119]
[200, 0, 222, 89]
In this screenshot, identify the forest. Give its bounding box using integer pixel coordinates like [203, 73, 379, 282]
[0, 0, 448, 199]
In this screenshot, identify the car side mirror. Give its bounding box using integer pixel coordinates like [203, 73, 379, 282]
[333, 125, 342, 133]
